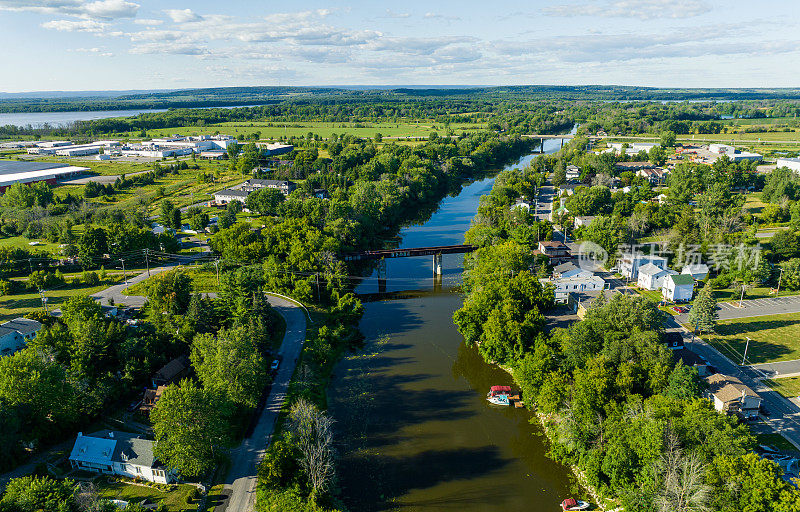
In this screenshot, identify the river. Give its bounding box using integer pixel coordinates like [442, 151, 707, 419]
[327, 138, 577, 512]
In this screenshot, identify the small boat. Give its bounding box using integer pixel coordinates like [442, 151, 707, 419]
[560, 498, 590, 511]
[487, 394, 510, 406]
[486, 386, 513, 406]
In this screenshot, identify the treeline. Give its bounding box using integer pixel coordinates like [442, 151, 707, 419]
[453, 162, 800, 512]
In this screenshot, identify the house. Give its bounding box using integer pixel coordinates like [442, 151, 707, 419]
[138, 385, 167, 415]
[544, 275, 606, 303]
[559, 183, 579, 196]
[615, 161, 657, 172]
[241, 179, 296, 195]
[152, 355, 190, 388]
[682, 263, 709, 281]
[313, 188, 330, 199]
[553, 261, 587, 279]
[512, 199, 532, 211]
[637, 263, 676, 291]
[0, 317, 42, 357]
[536, 240, 571, 265]
[619, 253, 668, 280]
[573, 216, 596, 228]
[662, 332, 685, 351]
[69, 431, 173, 483]
[565, 165, 581, 182]
[663, 274, 695, 302]
[636, 168, 670, 185]
[673, 347, 713, 377]
[611, 142, 659, 155]
[212, 189, 249, 204]
[706, 374, 762, 419]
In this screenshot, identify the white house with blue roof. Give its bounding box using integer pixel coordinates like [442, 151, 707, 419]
[69, 430, 173, 483]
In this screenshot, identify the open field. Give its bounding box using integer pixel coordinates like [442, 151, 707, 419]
[764, 377, 800, 400]
[125, 120, 486, 140]
[96, 480, 198, 512]
[123, 266, 218, 297]
[0, 277, 125, 320]
[708, 312, 800, 364]
[722, 116, 799, 126]
[0, 236, 63, 256]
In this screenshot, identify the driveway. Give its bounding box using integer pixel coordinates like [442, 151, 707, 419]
[222, 294, 308, 512]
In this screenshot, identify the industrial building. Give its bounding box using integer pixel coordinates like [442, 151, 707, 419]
[27, 140, 119, 156]
[0, 161, 88, 191]
[262, 143, 294, 156]
[777, 158, 800, 173]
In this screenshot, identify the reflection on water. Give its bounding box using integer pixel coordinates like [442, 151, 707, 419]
[329, 141, 577, 512]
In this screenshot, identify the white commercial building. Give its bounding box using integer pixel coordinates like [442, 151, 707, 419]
[610, 142, 660, 155]
[777, 158, 800, 173]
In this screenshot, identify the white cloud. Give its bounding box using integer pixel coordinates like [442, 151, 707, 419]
[423, 12, 461, 22]
[130, 42, 209, 55]
[164, 8, 201, 23]
[0, 0, 138, 19]
[42, 18, 107, 32]
[544, 0, 712, 20]
[133, 18, 162, 25]
[380, 9, 410, 19]
[81, 0, 137, 19]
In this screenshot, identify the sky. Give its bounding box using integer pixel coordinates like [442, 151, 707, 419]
[1, 0, 800, 92]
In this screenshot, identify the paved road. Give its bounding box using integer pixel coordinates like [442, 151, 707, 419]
[750, 360, 800, 379]
[665, 316, 800, 450]
[222, 295, 307, 512]
[675, 294, 800, 324]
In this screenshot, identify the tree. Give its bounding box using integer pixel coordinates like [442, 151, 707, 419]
[147, 269, 192, 316]
[78, 226, 108, 265]
[191, 327, 268, 409]
[0, 476, 78, 512]
[649, 146, 667, 166]
[688, 286, 717, 333]
[170, 208, 182, 230]
[660, 131, 677, 148]
[707, 453, 800, 512]
[160, 199, 175, 228]
[781, 258, 800, 290]
[188, 211, 209, 232]
[289, 399, 336, 501]
[151, 380, 234, 478]
[653, 435, 711, 512]
[1, 182, 36, 208]
[245, 188, 285, 216]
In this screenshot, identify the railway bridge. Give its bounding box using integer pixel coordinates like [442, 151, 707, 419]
[344, 244, 476, 276]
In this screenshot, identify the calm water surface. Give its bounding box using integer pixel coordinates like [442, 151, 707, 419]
[328, 137, 578, 512]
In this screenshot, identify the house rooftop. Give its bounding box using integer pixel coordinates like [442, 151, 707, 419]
[706, 374, 759, 403]
[668, 274, 695, 286]
[213, 189, 249, 197]
[85, 430, 161, 468]
[638, 263, 669, 276]
[0, 318, 42, 336]
[69, 433, 116, 466]
[154, 355, 189, 382]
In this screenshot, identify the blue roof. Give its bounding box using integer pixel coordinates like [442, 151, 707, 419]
[69, 434, 116, 466]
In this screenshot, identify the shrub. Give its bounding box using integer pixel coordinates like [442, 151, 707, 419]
[82, 271, 100, 286]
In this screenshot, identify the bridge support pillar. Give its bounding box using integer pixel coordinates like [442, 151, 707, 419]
[433, 253, 442, 276]
[377, 257, 387, 294]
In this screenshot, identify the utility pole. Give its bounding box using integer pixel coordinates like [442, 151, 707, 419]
[776, 267, 784, 296]
[739, 282, 747, 308]
[742, 336, 752, 365]
[39, 289, 48, 313]
[120, 259, 128, 287]
[27, 258, 32, 274]
[144, 248, 150, 277]
[316, 273, 321, 303]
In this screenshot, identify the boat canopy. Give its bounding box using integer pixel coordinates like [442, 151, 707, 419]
[561, 498, 577, 508]
[490, 386, 512, 393]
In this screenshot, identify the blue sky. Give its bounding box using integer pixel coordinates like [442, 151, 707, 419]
[1, 0, 799, 92]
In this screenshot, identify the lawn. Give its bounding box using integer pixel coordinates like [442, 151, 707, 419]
[755, 432, 800, 454]
[707, 312, 800, 364]
[765, 377, 800, 400]
[0, 236, 63, 256]
[123, 266, 218, 297]
[96, 480, 199, 511]
[0, 277, 126, 320]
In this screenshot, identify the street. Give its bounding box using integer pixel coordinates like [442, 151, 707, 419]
[222, 294, 308, 512]
[675, 294, 800, 323]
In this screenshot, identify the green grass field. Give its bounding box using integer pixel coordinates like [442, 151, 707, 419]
[755, 432, 800, 453]
[0, 277, 125, 320]
[708, 312, 800, 364]
[126, 120, 485, 140]
[764, 377, 800, 399]
[96, 480, 198, 511]
[0, 236, 63, 256]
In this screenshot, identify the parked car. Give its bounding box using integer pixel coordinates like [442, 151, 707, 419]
[672, 306, 686, 313]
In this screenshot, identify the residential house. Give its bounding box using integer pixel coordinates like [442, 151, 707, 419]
[573, 216, 596, 228]
[565, 165, 581, 182]
[663, 274, 695, 302]
[662, 332, 685, 351]
[512, 199, 532, 211]
[241, 178, 296, 195]
[138, 385, 167, 415]
[615, 161, 657, 172]
[705, 374, 762, 419]
[152, 355, 190, 388]
[559, 183, 579, 196]
[69, 431, 173, 483]
[536, 240, 571, 265]
[544, 274, 606, 303]
[636, 168, 670, 185]
[0, 317, 42, 357]
[552, 261, 588, 279]
[619, 254, 668, 281]
[313, 188, 330, 199]
[682, 263, 709, 281]
[212, 189, 249, 205]
[637, 263, 676, 291]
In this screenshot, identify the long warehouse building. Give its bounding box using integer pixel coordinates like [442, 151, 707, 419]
[0, 161, 88, 192]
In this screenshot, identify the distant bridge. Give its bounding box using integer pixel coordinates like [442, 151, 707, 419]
[522, 134, 577, 139]
[344, 244, 477, 278]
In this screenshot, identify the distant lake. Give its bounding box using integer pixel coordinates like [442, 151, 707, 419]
[0, 104, 266, 128]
